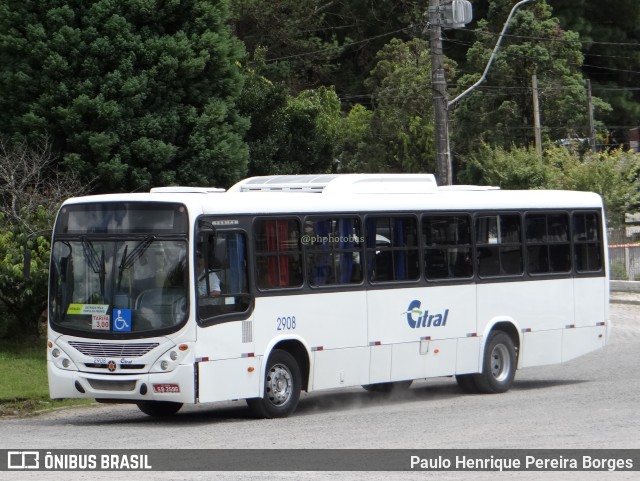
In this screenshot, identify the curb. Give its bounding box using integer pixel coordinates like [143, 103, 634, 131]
[611, 298, 640, 306]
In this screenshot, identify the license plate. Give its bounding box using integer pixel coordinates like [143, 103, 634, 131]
[152, 383, 180, 393]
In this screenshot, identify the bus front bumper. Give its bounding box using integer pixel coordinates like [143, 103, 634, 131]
[48, 362, 196, 404]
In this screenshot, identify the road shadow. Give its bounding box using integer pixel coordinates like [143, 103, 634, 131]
[58, 377, 590, 426]
[511, 378, 589, 390]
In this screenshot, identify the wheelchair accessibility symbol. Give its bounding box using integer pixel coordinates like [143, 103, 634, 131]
[113, 308, 132, 332]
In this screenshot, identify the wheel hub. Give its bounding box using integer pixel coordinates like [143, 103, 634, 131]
[267, 364, 292, 406]
[490, 344, 511, 382]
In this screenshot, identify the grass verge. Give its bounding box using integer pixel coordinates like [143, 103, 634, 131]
[0, 338, 93, 417]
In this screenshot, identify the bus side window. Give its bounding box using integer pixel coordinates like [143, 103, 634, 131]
[476, 214, 523, 277]
[305, 217, 363, 286]
[365, 217, 419, 282]
[423, 214, 473, 280]
[255, 219, 303, 289]
[573, 212, 603, 272]
[196, 231, 251, 323]
[525, 213, 570, 274]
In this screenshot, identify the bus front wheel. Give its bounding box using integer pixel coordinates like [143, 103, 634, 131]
[473, 331, 517, 394]
[247, 349, 301, 418]
[136, 401, 183, 417]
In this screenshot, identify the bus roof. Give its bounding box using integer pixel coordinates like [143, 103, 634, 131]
[62, 173, 604, 215]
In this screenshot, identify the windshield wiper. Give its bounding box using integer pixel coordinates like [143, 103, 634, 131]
[117, 235, 155, 289]
[80, 236, 106, 297]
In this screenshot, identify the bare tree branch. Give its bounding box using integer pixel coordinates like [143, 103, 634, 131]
[0, 136, 93, 233]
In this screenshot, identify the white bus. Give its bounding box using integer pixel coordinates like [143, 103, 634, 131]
[42, 174, 610, 417]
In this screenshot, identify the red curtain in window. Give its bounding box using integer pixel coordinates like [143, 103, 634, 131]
[265, 221, 290, 287]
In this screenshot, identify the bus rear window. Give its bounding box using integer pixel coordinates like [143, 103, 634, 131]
[573, 212, 603, 272]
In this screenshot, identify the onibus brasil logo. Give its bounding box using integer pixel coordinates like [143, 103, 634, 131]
[403, 300, 449, 329]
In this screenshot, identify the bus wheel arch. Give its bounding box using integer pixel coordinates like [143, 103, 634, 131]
[473, 324, 519, 394]
[247, 340, 309, 419]
[247, 348, 303, 418]
[269, 339, 311, 392]
[490, 321, 521, 360]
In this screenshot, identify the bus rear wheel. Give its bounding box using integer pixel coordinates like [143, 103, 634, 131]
[472, 331, 517, 394]
[136, 401, 183, 417]
[247, 349, 301, 418]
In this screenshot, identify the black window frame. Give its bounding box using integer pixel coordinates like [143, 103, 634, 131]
[422, 213, 474, 281]
[304, 215, 365, 288]
[572, 210, 604, 274]
[254, 217, 304, 291]
[475, 212, 524, 279]
[364, 214, 421, 284]
[524, 211, 572, 275]
[194, 217, 254, 327]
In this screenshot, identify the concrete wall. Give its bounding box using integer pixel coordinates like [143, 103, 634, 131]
[610, 280, 640, 293]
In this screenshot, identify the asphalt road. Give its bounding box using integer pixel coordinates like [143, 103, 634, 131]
[2, 303, 639, 481]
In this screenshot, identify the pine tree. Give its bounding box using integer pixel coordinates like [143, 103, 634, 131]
[0, 0, 249, 191]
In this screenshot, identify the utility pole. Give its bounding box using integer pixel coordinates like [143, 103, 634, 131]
[586, 79, 596, 152]
[426, 0, 534, 185]
[532, 73, 542, 156]
[429, 0, 451, 186]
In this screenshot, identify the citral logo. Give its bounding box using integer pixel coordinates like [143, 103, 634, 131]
[403, 300, 449, 329]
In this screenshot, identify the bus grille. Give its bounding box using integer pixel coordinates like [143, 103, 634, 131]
[87, 379, 137, 392]
[68, 341, 160, 358]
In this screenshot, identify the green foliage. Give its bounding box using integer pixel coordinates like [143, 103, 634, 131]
[231, 0, 424, 95]
[553, 0, 640, 144]
[0, 216, 50, 339]
[0, 137, 87, 339]
[458, 143, 557, 189]
[0, 0, 249, 191]
[609, 262, 628, 281]
[231, 0, 343, 91]
[459, 144, 640, 226]
[0, 338, 92, 415]
[239, 75, 342, 175]
[339, 38, 441, 173]
[452, 0, 611, 156]
[565, 150, 640, 227]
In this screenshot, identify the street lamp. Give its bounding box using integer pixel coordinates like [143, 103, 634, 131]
[429, 0, 537, 185]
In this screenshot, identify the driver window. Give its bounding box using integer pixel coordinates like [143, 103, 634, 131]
[196, 229, 251, 324]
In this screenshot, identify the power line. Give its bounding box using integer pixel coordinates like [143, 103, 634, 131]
[449, 26, 640, 49]
[263, 26, 412, 63]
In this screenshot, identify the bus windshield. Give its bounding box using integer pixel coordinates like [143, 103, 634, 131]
[49, 202, 189, 337]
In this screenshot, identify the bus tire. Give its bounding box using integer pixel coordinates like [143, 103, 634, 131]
[362, 381, 412, 393]
[247, 349, 301, 418]
[136, 401, 183, 417]
[473, 331, 517, 394]
[455, 374, 479, 393]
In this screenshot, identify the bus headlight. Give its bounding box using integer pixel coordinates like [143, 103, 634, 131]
[48, 341, 78, 371]
[150, 344, 192, 373]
